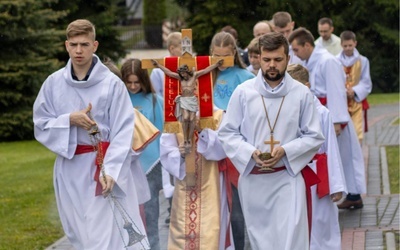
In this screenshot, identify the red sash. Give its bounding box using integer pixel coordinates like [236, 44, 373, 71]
[249, 166, 286, 174]
[313, 153, 329, 198]
[318, 97, 327, 106]
[75, 142, 110, 196]
[362, 98, 369, 132]
[218, 158, 240, 248]
[301, 166, 321, 241]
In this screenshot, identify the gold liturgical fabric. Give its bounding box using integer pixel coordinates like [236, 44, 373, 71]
[168, 110, 224, 250]
[132, 108, 160, 151]
[345, 60, 363, 139]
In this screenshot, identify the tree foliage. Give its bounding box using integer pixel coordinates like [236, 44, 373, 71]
[51, 0, 128, 62]
[174, 0, 399, 92]
[143, 0, 166, 48]
[0, 0, 66, 141]
[0, 0, 128, 141]
[143, 0, 166, 25]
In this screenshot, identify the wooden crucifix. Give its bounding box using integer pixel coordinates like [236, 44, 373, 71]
[142, 29, 233, 186]
[142, 29, 233, 149]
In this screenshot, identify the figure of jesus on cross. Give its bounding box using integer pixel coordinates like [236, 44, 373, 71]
[151, 59, 223, 152]
[142, 29, 233, 154]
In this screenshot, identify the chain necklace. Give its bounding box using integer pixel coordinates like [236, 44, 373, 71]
[260, 95, 285, 153]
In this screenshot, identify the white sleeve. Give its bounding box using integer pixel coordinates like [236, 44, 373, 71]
[197, 128, 227, 161]
[218, 87, 258, 176]
[321, 108, 347, 194]
[161, 167, 175, 198]
[160, 133, 186, 180]
[33, 78, 78, 159]
[150, 68, 164, 97]
[353, 57, 372, 102]
[324, 58, 350, 124]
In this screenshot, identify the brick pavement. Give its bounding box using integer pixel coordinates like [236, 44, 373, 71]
[339, 103, 399, 250]
[46, 103, 399, 250]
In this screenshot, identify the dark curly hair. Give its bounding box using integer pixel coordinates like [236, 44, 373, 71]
[177, 64, 193, 79]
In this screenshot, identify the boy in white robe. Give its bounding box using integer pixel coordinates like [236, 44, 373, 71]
[287, 64, 347, 250]
[337, 30, 373, 144]
[289, 27, 366, 210]
[33, 19, 148, 249]
[218, 32, 324, 250]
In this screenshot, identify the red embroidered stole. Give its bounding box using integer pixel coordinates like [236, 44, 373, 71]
[163, 57, 180, 133]
[196, 56, 215, 130]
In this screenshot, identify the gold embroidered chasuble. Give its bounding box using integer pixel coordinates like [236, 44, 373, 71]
[168, 110, 224, 250]
[132, 109, 160, 151]
[344, 59, 363, 139]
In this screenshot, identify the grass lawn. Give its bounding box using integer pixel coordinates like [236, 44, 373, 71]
[369, 92, 399, 194]
[0, 140, 62, 250]
[386, 145, 399, 194]
[367, 92, 399, 106]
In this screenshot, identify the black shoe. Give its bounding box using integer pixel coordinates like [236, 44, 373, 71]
[337, 199, 364, 209]
[165, 214, 170, 224]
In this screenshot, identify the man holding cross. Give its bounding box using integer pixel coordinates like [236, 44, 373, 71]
[218, 32, 324, 249]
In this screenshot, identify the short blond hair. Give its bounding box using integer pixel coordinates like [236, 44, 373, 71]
[247, 37, 260, 55]
[166, 32, 182, 48]
[66, 19, 96, 40]
[287, 64, 309, 85]
[272, 12, 292, 28]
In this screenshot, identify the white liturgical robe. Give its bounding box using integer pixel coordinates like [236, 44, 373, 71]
[310, 96, 347, 250]
[305, 46, 349, 124]
[336, 48, 372, 102]
[33, 55, 148, 250]
[315, 34, 342, 56]
[305, 47, 366, 195]
[218, 71, 324, 250]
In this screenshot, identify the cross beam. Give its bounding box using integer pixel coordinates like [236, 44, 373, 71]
[141, 29, 234, 69]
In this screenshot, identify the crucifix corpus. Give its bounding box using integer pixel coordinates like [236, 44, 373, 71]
[142, 29, 234, 154]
